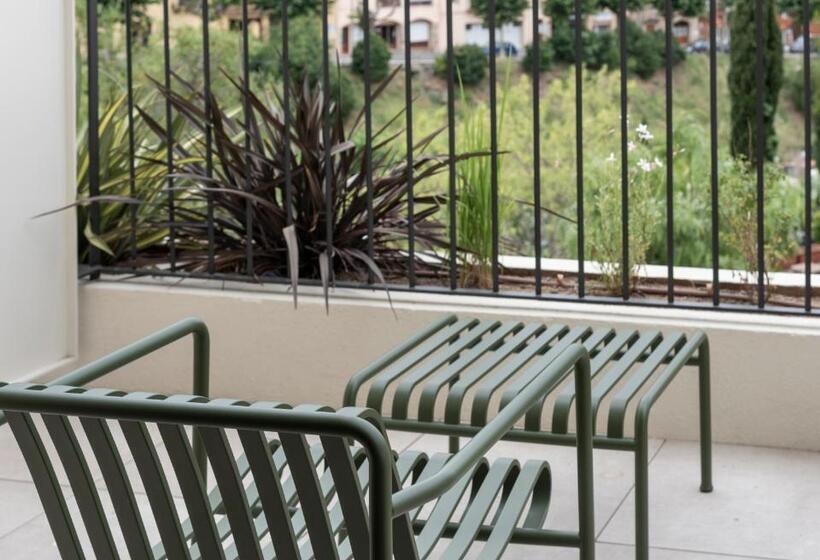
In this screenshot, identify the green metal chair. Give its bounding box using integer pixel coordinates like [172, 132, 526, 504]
[344, 315, 714, 560]
[0, 318, 596, 559]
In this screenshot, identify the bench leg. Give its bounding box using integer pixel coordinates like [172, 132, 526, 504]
[634, 429, 650, 560]
[698, 339, 714, 493]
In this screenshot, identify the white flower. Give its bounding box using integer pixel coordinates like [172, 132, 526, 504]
[606, 152, 616, 163]
[638, 158, 653, 172]
[636, 123, 653, 141]
[653, 157, 663, 168]
[628, 141, 637, 152]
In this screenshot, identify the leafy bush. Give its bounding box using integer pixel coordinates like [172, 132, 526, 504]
[718, 158, 801, 294]
[521, 42, 555, 73]
[549, 21, 577, 64]
[584, 31, 620, 71]
[626, 21, 662, 79]
[352, 32, 392, 82]
[435, 44, 487, 86]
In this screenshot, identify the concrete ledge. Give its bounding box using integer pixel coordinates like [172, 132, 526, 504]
[68, 279, 820, 451]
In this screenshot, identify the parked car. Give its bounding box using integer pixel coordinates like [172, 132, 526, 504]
[482, 42, 519, 57]
[687, 40, 708, 53]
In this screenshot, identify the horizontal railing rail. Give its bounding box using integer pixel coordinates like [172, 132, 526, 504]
[79, 0, 817, 317]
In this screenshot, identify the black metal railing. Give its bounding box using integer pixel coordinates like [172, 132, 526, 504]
[80, 0, 817, 316]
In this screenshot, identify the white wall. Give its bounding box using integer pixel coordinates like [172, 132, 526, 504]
[73, 280, 820, 451]
[0, 1, 77, 380]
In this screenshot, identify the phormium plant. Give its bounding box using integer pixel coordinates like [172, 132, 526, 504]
[140, 68, 471, 295]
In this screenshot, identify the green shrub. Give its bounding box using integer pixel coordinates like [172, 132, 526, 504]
[521, 42, 555, 73]
[549, 21, 577, 64]
[584, 31, 619, 71]
[626, 21, 662, 79]
[251, 16, 323, 84]
[435, 44, 487, 86]
[351, 32, 392, 82]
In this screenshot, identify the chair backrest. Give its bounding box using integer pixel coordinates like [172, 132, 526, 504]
[0, 382, 404, 560]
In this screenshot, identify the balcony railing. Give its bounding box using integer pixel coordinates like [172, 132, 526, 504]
[78, 0, 817, 317]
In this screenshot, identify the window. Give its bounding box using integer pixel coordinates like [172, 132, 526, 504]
[410, 20, 431, 46]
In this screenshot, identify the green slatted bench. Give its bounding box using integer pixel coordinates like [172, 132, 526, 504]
[344, 314, 714, 560]
[0, 318, 596, 559]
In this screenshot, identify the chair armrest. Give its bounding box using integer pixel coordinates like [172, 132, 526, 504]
[391, 343, 593, 516]
[0, 317, 211, 474]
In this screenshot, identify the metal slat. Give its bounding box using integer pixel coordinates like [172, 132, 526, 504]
[321, 436, 371, 560]
[523, 328, 615, 431]
[198, 425, 263, 558]
[87, 0, 101, 276]
[434, 323, 540, 423]
[120, 416, 191, 559]
[497, 326, 590, 410]
[532, 0, 542, 295]
[551, 329, 637, 431]
[5, 411, 85, 558]
[80, 415, 153, 560]
[441, 459, 518, 559]
[42, 413, 120, 559]
[242, 0, 254, 274]
[446, 0, 458, 290]
[344, 315, 458, 406]
[475, 461, 551, 560]
[488, 0, 499, 293]
[280, 432, 339, 559]
[414, 461, 488, 558]
[125, 0, 137, 263]
[202, 0, 215, 273]
[365, 318, 479, 412]
[469, 324, 567, 426]
[158, 421, 224, 560]
[664, 0, 674, 302]
[390, 320, 502, 420]
[606, 333, 685, 438]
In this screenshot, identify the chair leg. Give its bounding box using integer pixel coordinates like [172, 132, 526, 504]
[634, 434, 650, 560]
[698, 339, 714, 493]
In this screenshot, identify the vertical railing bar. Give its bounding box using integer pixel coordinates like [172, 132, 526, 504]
[242, 0, 254, 275]
[363, 0, 375, 283]
[803, 0, 813, 312]
[575, 0, 584, 298]
[709, 0, 719, 306]
[446, 0, 457, 290]
[754, 0, 765, 308]
[282, 0, 293, 227]
[202, 0, 215, 274]
[532, 0, 542, 296]
[618, 0, 629, 300]
[162, 0, 176, 271]
[489, 0, 499, 293]
[87, 0, 101, 278]
[404, 0, 416, 288]
[664, 0, 674, 303]
[322, 0, 333, 278]
[125, 0, 137, 265]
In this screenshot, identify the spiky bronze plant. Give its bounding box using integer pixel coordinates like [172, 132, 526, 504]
[139, 69, 462, 288]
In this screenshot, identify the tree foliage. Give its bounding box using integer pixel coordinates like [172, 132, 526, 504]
[223, 0, 322, 20]
[728, 0, 783, 162]
[470, 0, 529, 27]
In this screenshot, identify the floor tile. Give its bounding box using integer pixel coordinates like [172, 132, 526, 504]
[0, 480, 46, 539]
[599, 440, 820, 559]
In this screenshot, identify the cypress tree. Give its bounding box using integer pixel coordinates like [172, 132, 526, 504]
[728, 0, 784, 163]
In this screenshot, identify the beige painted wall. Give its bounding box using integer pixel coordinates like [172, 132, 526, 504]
[70, 280, 820, 451]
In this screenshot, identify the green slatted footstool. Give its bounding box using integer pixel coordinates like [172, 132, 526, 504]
[0, 318, 597, 559]
[344, 314, 713, 560]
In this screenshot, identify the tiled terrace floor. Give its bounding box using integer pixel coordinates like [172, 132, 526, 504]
[0, 427, 817, 559]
